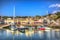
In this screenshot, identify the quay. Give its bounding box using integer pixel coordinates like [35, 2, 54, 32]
[0, 24, 11, 29]
[0, 24, 60, 32]
[20, 24, 43, 26]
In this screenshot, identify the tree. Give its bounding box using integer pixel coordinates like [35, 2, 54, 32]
[2, 16, 9, 19]
[35, 15, 41, 19]
[50, 14, 58, 20]
[16, 16, 21, 18]
[0, 16, 1, 19]
[56, 12, 60, 19]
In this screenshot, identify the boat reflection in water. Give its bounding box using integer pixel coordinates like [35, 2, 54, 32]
[0, 26, 60, 40]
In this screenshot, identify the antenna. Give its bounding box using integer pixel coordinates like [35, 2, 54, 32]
[46, 11, 48, 15]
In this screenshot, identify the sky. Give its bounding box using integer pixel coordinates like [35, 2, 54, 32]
[0, 0, 60, 16]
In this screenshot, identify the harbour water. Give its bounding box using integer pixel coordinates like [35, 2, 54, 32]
[0, 26, 60, 40]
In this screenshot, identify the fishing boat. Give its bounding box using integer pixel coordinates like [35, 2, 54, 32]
[17, 25, 29, 33]
[37, 26, 45, 31]
[37, 25, 51, 31]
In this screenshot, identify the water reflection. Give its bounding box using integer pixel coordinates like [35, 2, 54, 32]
[55, 31, 60, 39]
[0, 29, 60, 40]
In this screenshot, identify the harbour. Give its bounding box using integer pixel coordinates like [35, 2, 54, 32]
[0, 18, 60, 40]
[0, 0, 60, 40]
[0, 26, 60, 40]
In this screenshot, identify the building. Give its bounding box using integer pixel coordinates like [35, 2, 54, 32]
[56, 18, 60, 26]
[4, 18, 14, 24]
[0, 16, 5, 24]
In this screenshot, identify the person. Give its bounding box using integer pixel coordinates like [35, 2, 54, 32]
[28, 21, 30, 24]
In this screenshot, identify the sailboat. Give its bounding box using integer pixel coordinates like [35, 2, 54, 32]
[10, 5, 17, 31]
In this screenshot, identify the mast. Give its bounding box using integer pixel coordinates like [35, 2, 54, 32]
[13, 5, 15, 23]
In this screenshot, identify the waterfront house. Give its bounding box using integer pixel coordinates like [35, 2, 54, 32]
[4, 18, 14, 24]
[56, 18, 60, 26]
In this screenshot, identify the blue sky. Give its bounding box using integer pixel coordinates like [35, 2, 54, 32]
[0, 0, 60, 16]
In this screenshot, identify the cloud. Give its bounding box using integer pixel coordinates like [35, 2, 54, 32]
[49, 4, 60, 8]
[52, 10, 60, 14]
[52, 11, 57, 14]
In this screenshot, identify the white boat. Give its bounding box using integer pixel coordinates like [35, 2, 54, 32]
[10, 23, 17, 31]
